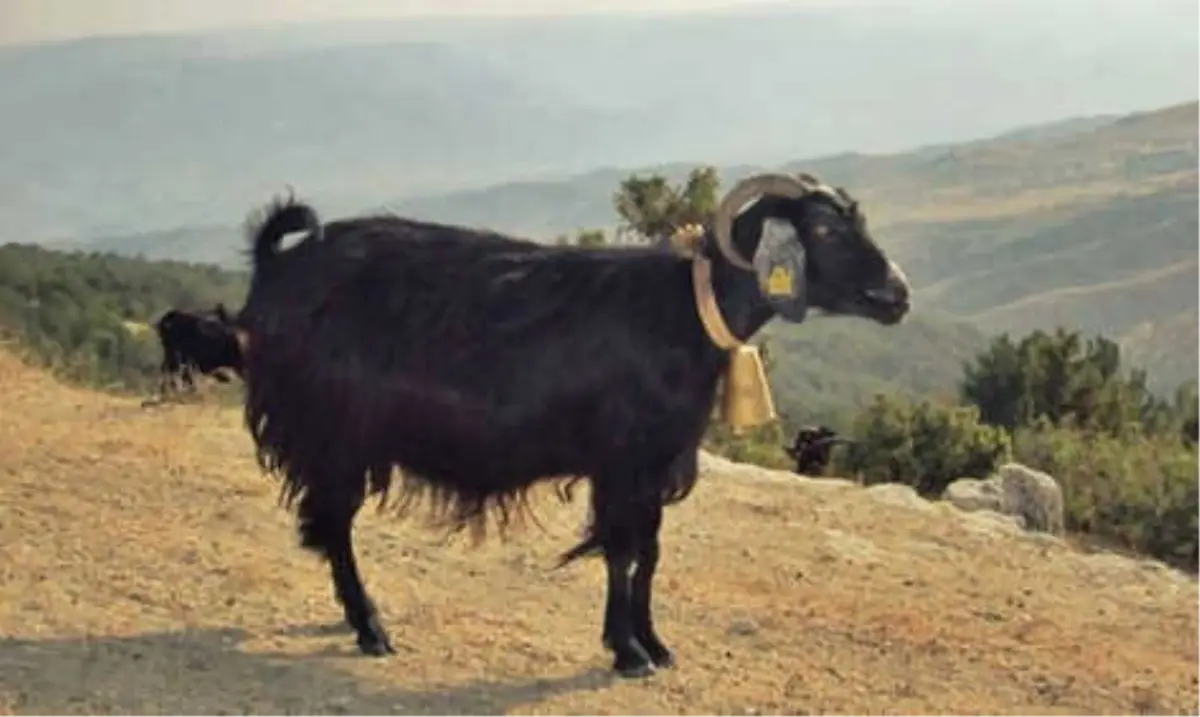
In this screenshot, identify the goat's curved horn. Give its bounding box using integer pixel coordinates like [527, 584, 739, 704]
[712, 173, 810, 270]
[795, 172, 823, 189]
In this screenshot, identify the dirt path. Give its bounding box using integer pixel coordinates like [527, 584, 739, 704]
[0, 352, 1196, 715]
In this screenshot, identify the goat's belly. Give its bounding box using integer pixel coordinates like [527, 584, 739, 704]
[374, 395, 578, 487]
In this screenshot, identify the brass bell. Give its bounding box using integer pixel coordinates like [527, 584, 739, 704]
[719, 344, 777, 433]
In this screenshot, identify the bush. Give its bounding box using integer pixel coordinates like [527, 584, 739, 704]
[960, 327, 1173, 439]
[1167, 380, 1198, 447]
[834, 394, 1011, 497]
[703, 419, 792, 471]
[0, 243, 247, 393]
[1012, 418, 1198, 571]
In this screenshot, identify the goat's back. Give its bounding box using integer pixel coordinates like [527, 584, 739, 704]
[238, 213, 726, 486]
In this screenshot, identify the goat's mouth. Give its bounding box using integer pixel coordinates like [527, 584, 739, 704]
[852, 287, 911, 325]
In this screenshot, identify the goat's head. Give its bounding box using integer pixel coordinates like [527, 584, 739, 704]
[797, 425, 837, 443]
[710, 172, 911, 326]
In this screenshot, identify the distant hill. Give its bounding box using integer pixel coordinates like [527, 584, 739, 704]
[0, 38, 654, 241]
[54, 100, 1197, 394]
[6, 3, 1193, 397]
[76, 224, 237, 265]
[874, 102, 1199, 391]
[383, 100, 1200, 391]
[2, 0, 1195, 242]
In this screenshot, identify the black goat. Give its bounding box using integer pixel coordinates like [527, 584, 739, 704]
[784, 424, 852, 476]
[231, 172, 912, 678]
[154, 303, 243, 395]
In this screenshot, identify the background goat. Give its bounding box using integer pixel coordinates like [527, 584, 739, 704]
[785, 424, 853, 476]
[154, 303, 243, 396]
[232, 172, 912, 678]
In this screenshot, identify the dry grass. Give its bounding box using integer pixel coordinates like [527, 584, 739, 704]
[0, 350, 1196, 715]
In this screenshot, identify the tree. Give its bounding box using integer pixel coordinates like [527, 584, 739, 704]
[0, 243, 246, 394]
[960, 328, 1155, 437]
[554, 228, 608, 247]
[1170, 379, 1198, 446]
[612, 166, 721, 243]
[834, 394, 1011, 497]
[576, 229, 607, 248]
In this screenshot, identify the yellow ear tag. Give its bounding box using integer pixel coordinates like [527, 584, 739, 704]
[766, 265, 794, 296]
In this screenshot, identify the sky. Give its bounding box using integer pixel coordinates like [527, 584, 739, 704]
[0, 0, 820, 46]
[3, 0, 1176, 47]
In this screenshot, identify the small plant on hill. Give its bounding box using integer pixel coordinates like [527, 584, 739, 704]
[1012, 417, 1198, 571]
[961, 327, 1161, 438]
[702, 419, 793, 471]
[829, 323, 1198, 571]
[833, 393, 1011, 497]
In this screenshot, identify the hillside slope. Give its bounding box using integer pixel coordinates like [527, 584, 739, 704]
[0, 351, 1195, 715]
[392, 100, 1200, 390]
[0, 241, 986, 428]
[887, 109, 1198, 389]
[43, 102, 1198, 394]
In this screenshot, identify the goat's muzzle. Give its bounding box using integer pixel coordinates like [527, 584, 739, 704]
[862, 259, 912, 325]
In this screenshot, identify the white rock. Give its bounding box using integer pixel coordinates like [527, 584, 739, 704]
[942, 462, 1064, 535]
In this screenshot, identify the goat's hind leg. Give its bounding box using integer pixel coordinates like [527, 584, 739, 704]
[296, 472, 395, 656]
[159, 353, 180, 398]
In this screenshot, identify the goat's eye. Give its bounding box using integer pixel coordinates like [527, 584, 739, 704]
[812, 224, 830, 239]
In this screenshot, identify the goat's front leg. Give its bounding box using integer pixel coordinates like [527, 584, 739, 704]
[593, 482, 654, 678]
[630, 502, 673, 669]
[602, 549, 653, 677]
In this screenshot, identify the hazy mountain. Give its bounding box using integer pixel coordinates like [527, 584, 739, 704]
[1, 0, 1195, 243]
[82, 100, 1195, 390]
[1, 38, 657, 241]
[3, 4, 1195, 398]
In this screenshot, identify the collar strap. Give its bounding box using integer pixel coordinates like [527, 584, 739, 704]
[692, 256, 742, 351]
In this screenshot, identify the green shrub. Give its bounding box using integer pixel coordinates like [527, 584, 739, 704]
[960, 327, 1182, 440]
[1012, 419, 1198, 570]
[703, 419, 792, 471]
[0, 243, 247, 394]
[833, 393, 1011, 497]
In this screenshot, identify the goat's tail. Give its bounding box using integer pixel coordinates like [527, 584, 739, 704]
[244, 190, 322, 271]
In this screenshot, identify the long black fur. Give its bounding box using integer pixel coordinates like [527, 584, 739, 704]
[239, 202, 724, 546]
[232, 185, 909, 673]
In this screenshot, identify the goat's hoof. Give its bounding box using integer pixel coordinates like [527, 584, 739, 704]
[632, 633, 675, 668]
[614, 660, 655, 679]
[612, 643, 655, 679]
[356, 629, 396, 657]
[647, 646, 675, 669]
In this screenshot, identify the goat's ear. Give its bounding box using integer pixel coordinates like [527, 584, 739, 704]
[753, 217, 808, 323]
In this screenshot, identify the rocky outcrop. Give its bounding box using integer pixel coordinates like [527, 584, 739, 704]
[942, 462, 1065, 535]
